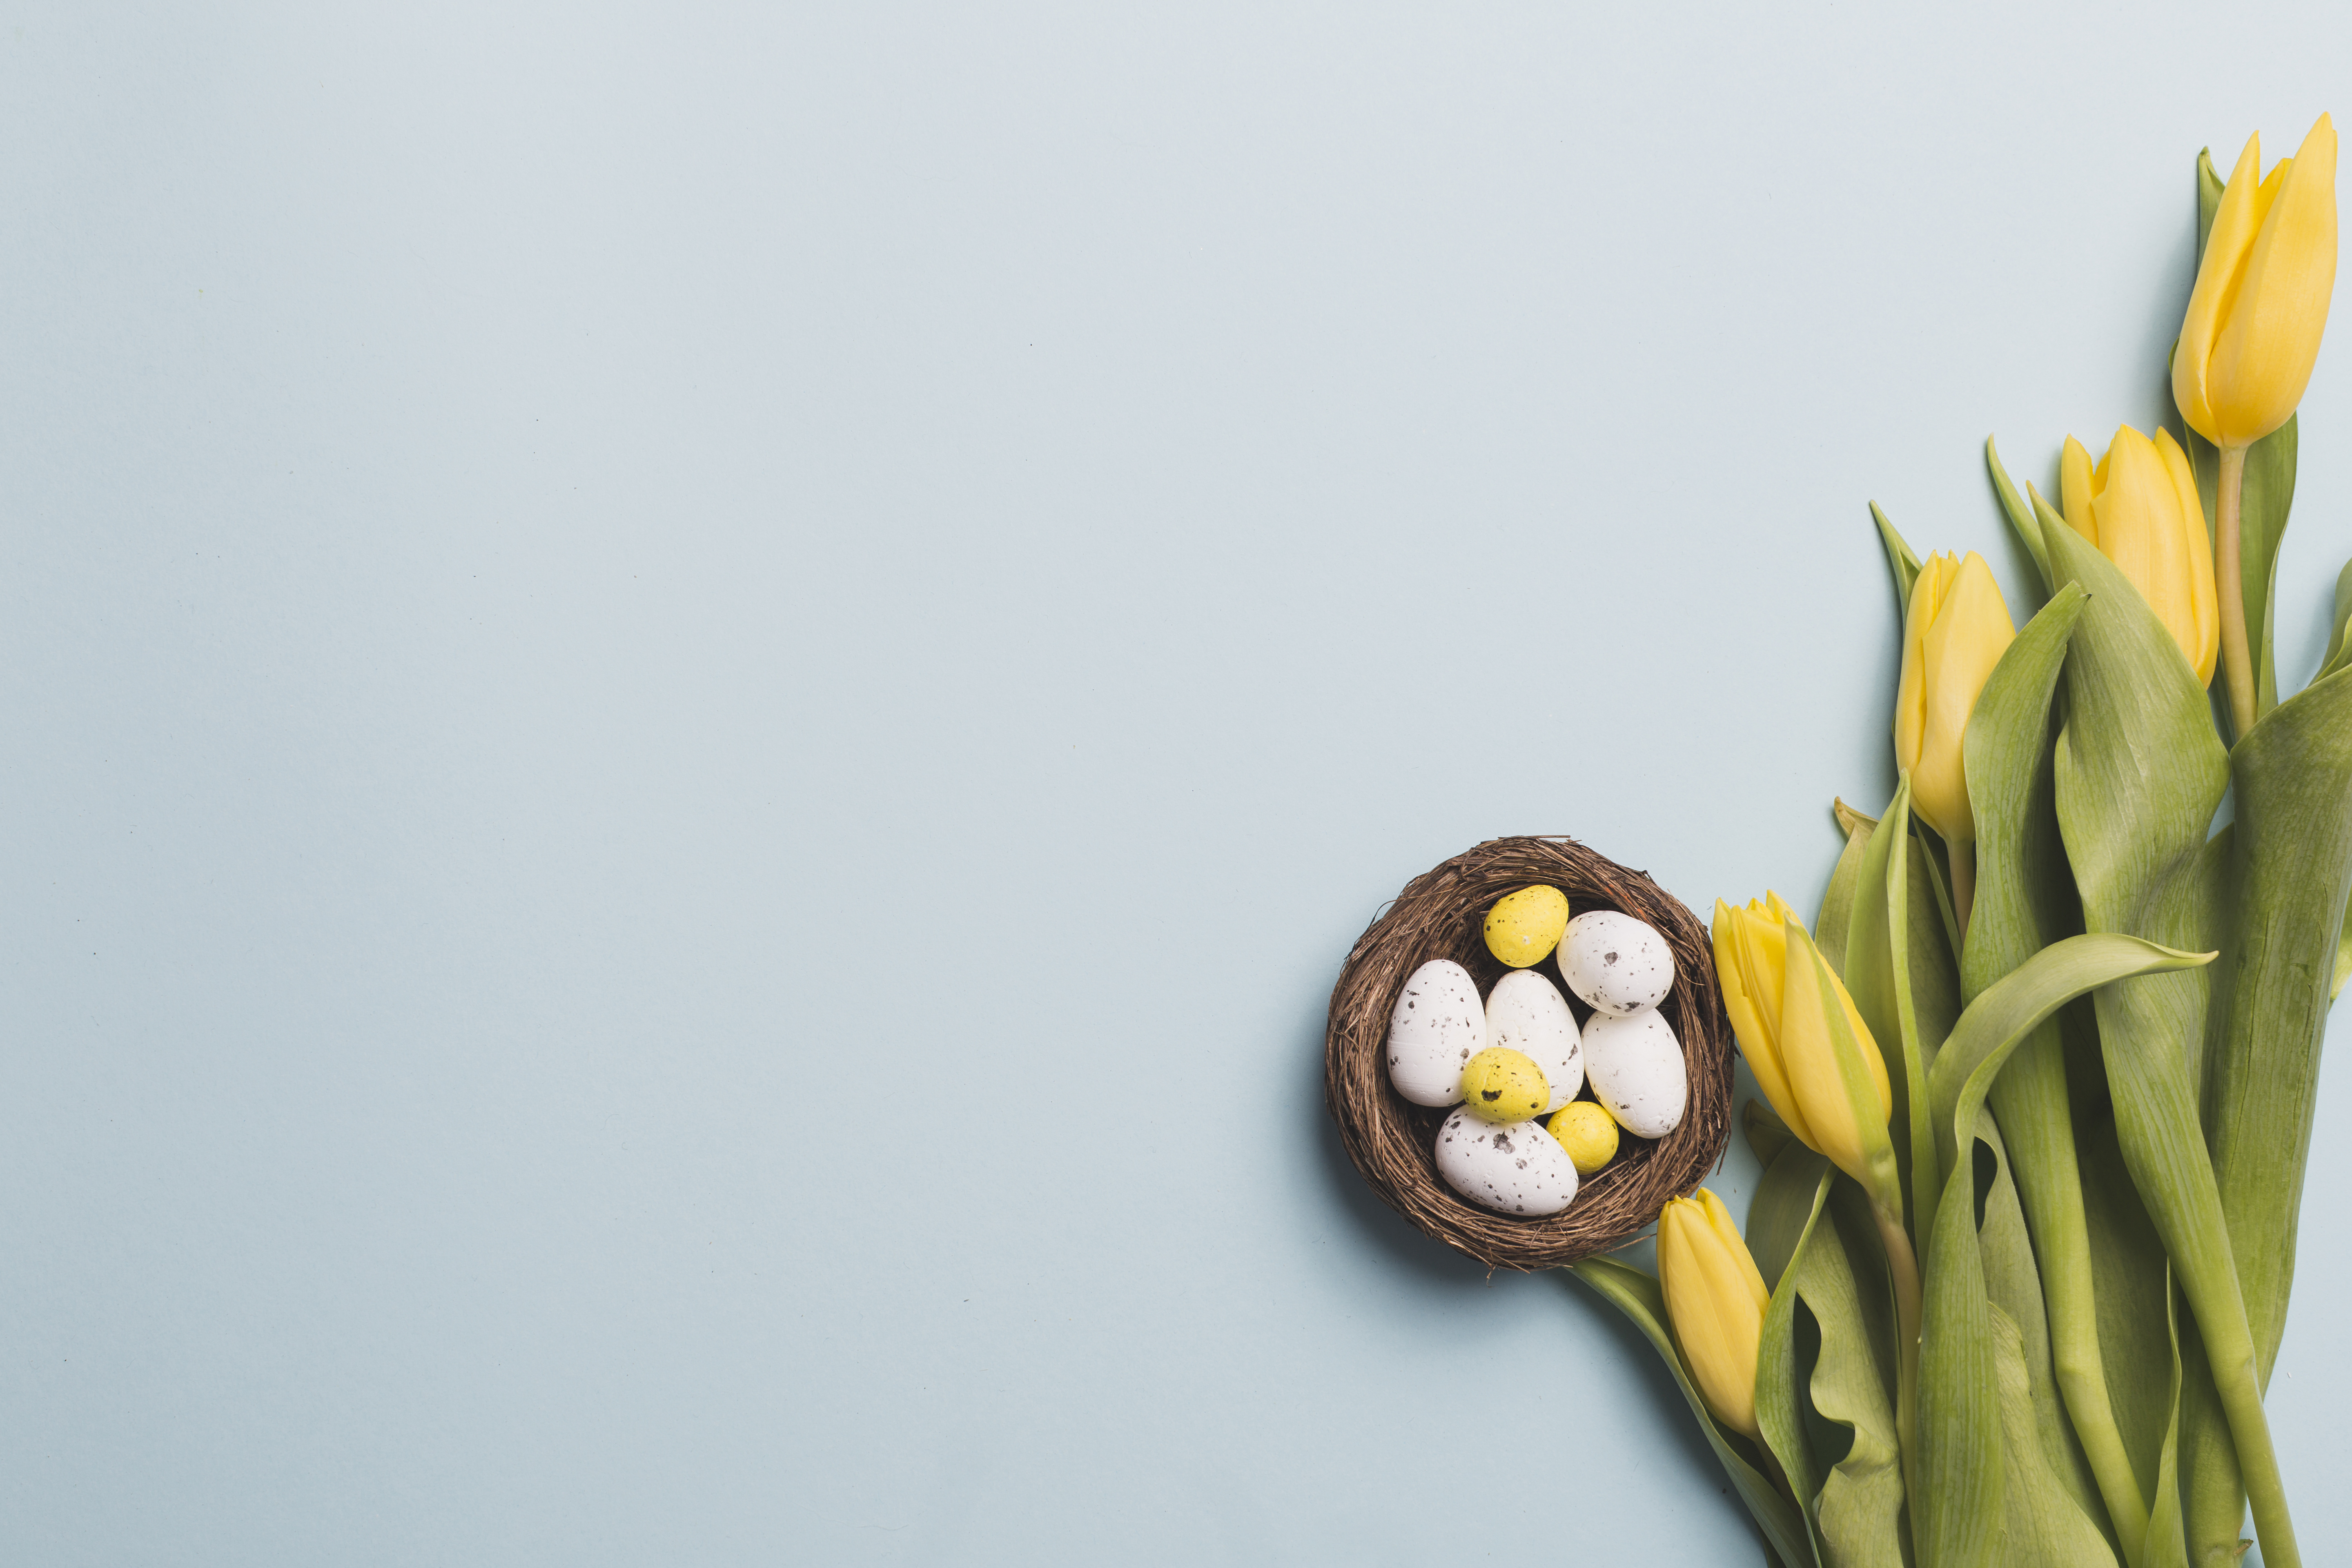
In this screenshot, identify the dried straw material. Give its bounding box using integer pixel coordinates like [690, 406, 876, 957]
[1325, 835, 1734, 1271]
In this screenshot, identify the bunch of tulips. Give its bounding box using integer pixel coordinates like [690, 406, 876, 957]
[1574, 115, 2345, 1568]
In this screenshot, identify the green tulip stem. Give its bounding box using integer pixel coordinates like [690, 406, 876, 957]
[2217, 443, 2257, 739]
[1946, 838, 1975, 945]
[1872, 1196, 1924, 1554]
[2206, 1303, 2299, 1567]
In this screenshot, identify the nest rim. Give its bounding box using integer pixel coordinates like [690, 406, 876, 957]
[1324, 835, 1735, 1271]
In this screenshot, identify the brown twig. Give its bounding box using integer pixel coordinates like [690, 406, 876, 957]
[1323, 835, 1736, 1270]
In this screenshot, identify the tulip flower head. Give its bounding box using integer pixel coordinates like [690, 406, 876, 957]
[2175, 114, 2338, 449]
[1711, 895, 1893, 1187]
[2059, 425, 2219, 684]
[1893, 551, 2015, 846]
[1657, 1188, 1769, 1441]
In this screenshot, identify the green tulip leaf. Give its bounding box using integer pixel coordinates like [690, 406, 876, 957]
[2174, 1303, 2238, 1568]
[1925, 932, 2213, 1206]
[1568, 1258, 1815, 1567]
[2043, 521, 2301, 1565]
[1748, 1136, 1835, 1293]
[2207, 658, 2352, 1377]
[2145, 1282, 2191, 1568]
[1960, 583, 2087, 1005]
[1873, 502, 1922, 620]
[1916, 1114, 2006, 1568]
[2031, 487, 2074, 568]
[1817, 800, 1879, 978]
[1975, 1114, 2114, 1556]
[1912, 931, 2202, 1568]
[1756, 1164, 1837, 1559]
[1756, 1163, 1907, 1568]
[1912, 821, 1965, 962]
[1990, 1295, 2118, 1568]
[1956, 581, 2150, 1555]
[1986, 434, 2053, 594]
[1841, 776, 1957, 1235]
[2075, 1102, 2181, 1551]
[1909, 926, 2203, 1565]
[1745, 1096, 1800, 1172]
[2196, 147, 2223, 254]
[2313, 557, 2352, 685]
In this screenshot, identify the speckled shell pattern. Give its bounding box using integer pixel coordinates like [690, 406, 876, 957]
[1434, 1107, 1578, 1217]
[1558, 909, 1676, 1017]
[1323, 835, 1734, 1272]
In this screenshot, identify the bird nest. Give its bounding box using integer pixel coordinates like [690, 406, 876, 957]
[1325, 835, 1735, 1270]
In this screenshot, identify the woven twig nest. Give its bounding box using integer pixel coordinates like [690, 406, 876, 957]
[1325, 835, 1735, 1270]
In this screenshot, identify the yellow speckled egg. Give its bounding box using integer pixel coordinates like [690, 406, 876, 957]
[1548, 1101, 1621, 1174]
[1483, 885, 1570, 968]
[1460, 1047, 1549, 1124]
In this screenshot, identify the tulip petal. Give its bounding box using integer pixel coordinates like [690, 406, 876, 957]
[2174, 133, 2265, 444]
[1779, 919, 1894, 1188]
[2210, 115, 2337, 446]
[1696, 1186, 1770, 1313]
[2094, 426, 2205, 678]
[1570, 1258, 1813, 1568]
[1894, 552, 1948, 787]
[1659, 1196, 1766, 1440]
[2155, 428, 2220, 684]
[1909, 552, 2016, 844]
[2059, 436, 2099, 544]
[1717, 902, 1818, 1149]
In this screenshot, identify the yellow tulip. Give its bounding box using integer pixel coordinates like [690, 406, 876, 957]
[2175, 114, 2338, 449]
[2058, 425, 2219, 684]
[1658, 1188, 1770, 1440]
[1893, 551, 2015, 846]
[1711, 896, 1892, 1187]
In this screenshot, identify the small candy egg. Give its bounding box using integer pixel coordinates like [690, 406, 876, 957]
[1483, 884, 1570, 969]
[1386, 958, 1485, 1107]
[1435, 1106, 1579, 1216]
[1548, 1101, 1621, 1175]
[1484, 968, 1584, 1111]
[1582, 1009, 1688, 1138]
[1460, 1047, 1549, 1124]
[1558, 909, 1677, 1016]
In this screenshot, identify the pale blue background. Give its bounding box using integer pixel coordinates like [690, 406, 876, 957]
[4, 3, 2349, 1563]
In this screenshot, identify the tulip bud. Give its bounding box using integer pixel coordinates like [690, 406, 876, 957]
[1658, 1188, 1770, 1440]
[1893, 551, 2015, 845]
[2175, 114, 2338, 449]
[2058, 425, 2219, 684]
[1711, 897, 1893, 1188]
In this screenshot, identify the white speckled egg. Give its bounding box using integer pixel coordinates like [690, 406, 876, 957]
[1387, 959, 1484, 1107]
[1484, 968, 1583, 1112]
[1558, 910, 1676, 1016]
[1434, 1107, 1579, 1216]
[1583, 1008, 1688, 1138]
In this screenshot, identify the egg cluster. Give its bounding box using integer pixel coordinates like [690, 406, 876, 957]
[1385, 884, 1689, 1217]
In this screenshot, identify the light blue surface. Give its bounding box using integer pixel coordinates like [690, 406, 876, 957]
[5, 4, 2351, 1562]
